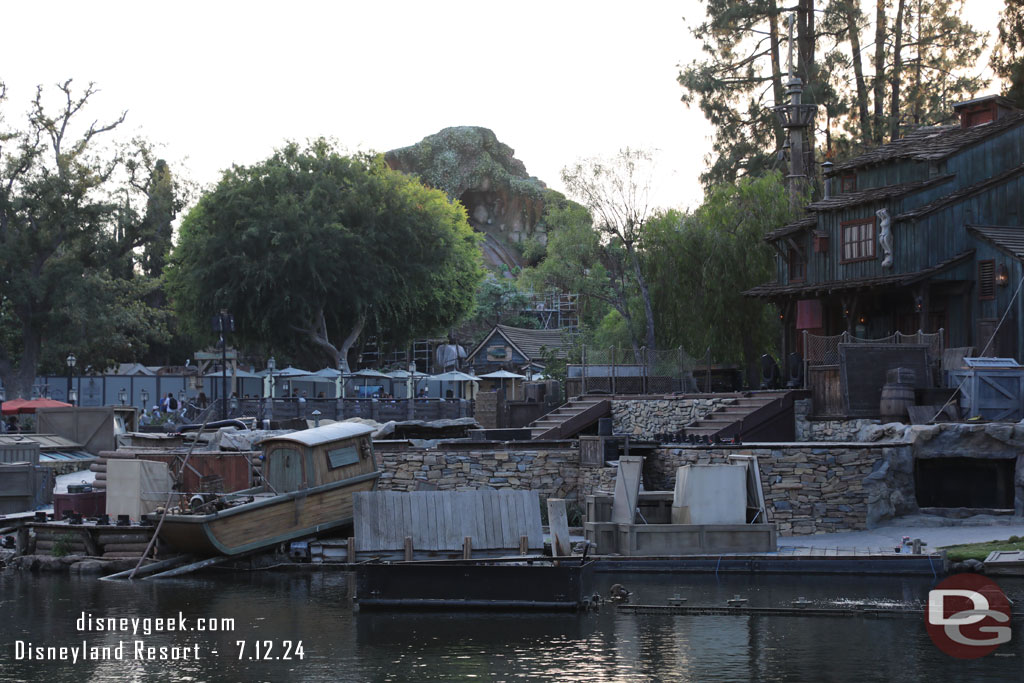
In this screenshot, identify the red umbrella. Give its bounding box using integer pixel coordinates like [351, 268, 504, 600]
[2, 397, 72, 415]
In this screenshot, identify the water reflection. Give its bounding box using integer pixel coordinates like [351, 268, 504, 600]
[1, 571, 1021, 682]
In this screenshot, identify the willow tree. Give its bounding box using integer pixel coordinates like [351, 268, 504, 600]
[166, 141, 484, 371]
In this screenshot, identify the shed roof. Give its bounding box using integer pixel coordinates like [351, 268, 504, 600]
[467, 324, 571, 364]
[968, 225, 1024, 260]
[258, 421, 375, 448]
[765, 215, 817, 241]
[744, 250, 974, 298]
[896, 163, 1024, 221]
[830, 110, 1024, 174]
[806, 175, 954, 212]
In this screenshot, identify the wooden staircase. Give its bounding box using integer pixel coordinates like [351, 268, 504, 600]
[684, 391, 799, 442]
[528, 398, 611, 440]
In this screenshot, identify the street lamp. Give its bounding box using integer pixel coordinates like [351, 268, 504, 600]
[66, 353, 76, 406]
[267, 356, 276, 420]
[140, 389, 149, 409]
[118, 388, 127, 406]
[212, 309, 235, 420]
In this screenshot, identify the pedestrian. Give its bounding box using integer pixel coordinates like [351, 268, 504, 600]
[161, 392, 179, 413]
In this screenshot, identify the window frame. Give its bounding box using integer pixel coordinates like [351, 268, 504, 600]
[788, 248, 806, 283]
[839, 217, 877, 264]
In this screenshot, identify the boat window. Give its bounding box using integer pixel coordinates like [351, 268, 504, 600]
[326, 445, 360, 469]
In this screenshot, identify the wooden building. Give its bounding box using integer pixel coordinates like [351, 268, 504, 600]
[466, 324, 572, 375]
[747, 95, 1024, 361]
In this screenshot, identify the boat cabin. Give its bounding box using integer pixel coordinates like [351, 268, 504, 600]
[258, 422, 377, 493]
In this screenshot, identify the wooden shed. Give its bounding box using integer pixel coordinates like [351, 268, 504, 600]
[257, 421, 377, 493]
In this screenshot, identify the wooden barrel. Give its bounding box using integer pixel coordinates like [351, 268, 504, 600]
[880, 382, 915, 421]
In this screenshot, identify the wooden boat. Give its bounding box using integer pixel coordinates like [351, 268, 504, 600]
[153, 422, 379, 556]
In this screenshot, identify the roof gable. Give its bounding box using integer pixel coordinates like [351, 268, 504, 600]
[467, 324, 571, 364]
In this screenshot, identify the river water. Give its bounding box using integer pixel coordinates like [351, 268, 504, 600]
[1, 569, 1021, 682]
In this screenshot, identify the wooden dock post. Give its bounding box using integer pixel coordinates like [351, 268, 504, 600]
[16, 525, 28, 556]
[347, 536, 356, 564]
[547, 498, 572, 557]
[462, 536, 472, 559]
[404, 536, 414, 562]
[519, 535, 529, 555]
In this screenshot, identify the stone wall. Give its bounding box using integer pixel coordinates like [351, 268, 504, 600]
[612, 397, 734, 438]
[475, 391, 499, 429]
[793, 398, 880, 441]
[376, 445, 581, 502]
[646, 444, 895, 535]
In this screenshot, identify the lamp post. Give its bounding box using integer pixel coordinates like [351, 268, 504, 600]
[140, 389, 149, 410]
[267, 356, 276, 420]
[118, 388, 127, 406]
[212, 309, 235, 420]
[66, 353, 76, 406]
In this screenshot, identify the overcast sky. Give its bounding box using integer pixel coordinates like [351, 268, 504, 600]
[0, 1, 1003, 213]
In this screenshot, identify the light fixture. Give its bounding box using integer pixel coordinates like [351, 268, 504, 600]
[178, 390, 186, 404]
[997, 264, 1010, 287]
[66, 353, 76, 369]
[140, 389, 149, 407]
[69, 389, 77, 404]
[118, 388, 128, 405]
[858, 315, 866, 324]
[914, 296, 924, 313]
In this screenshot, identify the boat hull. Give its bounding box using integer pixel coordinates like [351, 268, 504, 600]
[155, 471, 379, 556]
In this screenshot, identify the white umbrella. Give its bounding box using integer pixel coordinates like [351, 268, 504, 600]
[349, 368, 392, 396]
[314, 367, 343, 378]
[275, 366, 313, 377]
[478, 369, 526, 398]
[429, 370, 479, 399]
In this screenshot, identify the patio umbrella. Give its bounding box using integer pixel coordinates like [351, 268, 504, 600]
[350, 368, 392, 396]
[429, 370, 479, 399]
[479, 369, 526, 397]
[2, 397, 72, 415]
[387, 369, 430, 398]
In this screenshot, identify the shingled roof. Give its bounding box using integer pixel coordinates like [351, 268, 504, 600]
[467, 324, 572, 365]
[744, 250, 974, 298]
[968, 225, 1024, 260]
[829, 110, 1024, 174]
[806, 175, 954, 212]
[896, 164, 1024, 221]
[765, 215, 818, 241]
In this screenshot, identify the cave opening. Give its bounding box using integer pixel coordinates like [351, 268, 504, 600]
[914, 457, 1016, 509]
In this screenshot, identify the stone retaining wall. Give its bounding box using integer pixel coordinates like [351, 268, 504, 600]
[647, 444, 894, 535]
[374, 439, 905, 535]
[793, 399, 879, 441]
[376, 446, 582, 502]
[612, 397, 734, 438]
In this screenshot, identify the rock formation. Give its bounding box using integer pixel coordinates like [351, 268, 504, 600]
[385, 127, 548, 272]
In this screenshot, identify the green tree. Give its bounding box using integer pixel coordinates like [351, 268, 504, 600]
[0, 81, 171, 397]
[995, 0, 1024, 105]
[166, 141, 484, 372]
[644, 172, 795, 386]
[560, 148, 658, 361]
[681, 0, 986, 187]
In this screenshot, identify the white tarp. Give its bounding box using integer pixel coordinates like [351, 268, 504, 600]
[105, 459, 173, 520]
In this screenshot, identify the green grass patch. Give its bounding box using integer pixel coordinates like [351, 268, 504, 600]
[940, 535, 1024, 562]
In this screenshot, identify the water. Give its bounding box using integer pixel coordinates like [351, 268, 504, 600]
[1, 570, 1022, 682]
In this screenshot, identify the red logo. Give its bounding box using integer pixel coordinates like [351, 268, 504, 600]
[926, 573, 1012, 659]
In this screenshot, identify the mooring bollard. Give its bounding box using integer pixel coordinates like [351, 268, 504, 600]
[404, 536, 414, 562]
[519, 535, 529, 556]
[462, 536, 472, 560]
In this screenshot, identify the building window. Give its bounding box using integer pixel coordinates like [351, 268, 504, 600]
[979, 260, 996, 300]
[840, 175, 857, 193]
[840, 218, 876, 263]
[789, 249, 806, 282]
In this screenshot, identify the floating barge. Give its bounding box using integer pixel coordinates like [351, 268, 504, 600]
[352, 557, 595, 611]
[153, 423, 379, 556]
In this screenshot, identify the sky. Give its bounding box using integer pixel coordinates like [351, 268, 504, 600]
[0, 1, 1005, 213]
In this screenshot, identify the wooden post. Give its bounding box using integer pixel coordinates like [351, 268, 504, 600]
[404, 535, 414, 562]
[462, 536, 472, 560]
[547, 498, 572, 557]
[82, 530, 101, 557]
[912, 538, 922, 555]
[347, 536, 356, 564]
[519, 535, 529, 556]
[16, 525, 28, 556]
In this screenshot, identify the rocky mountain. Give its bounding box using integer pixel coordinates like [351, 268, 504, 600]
[385, 126, 550, 272]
